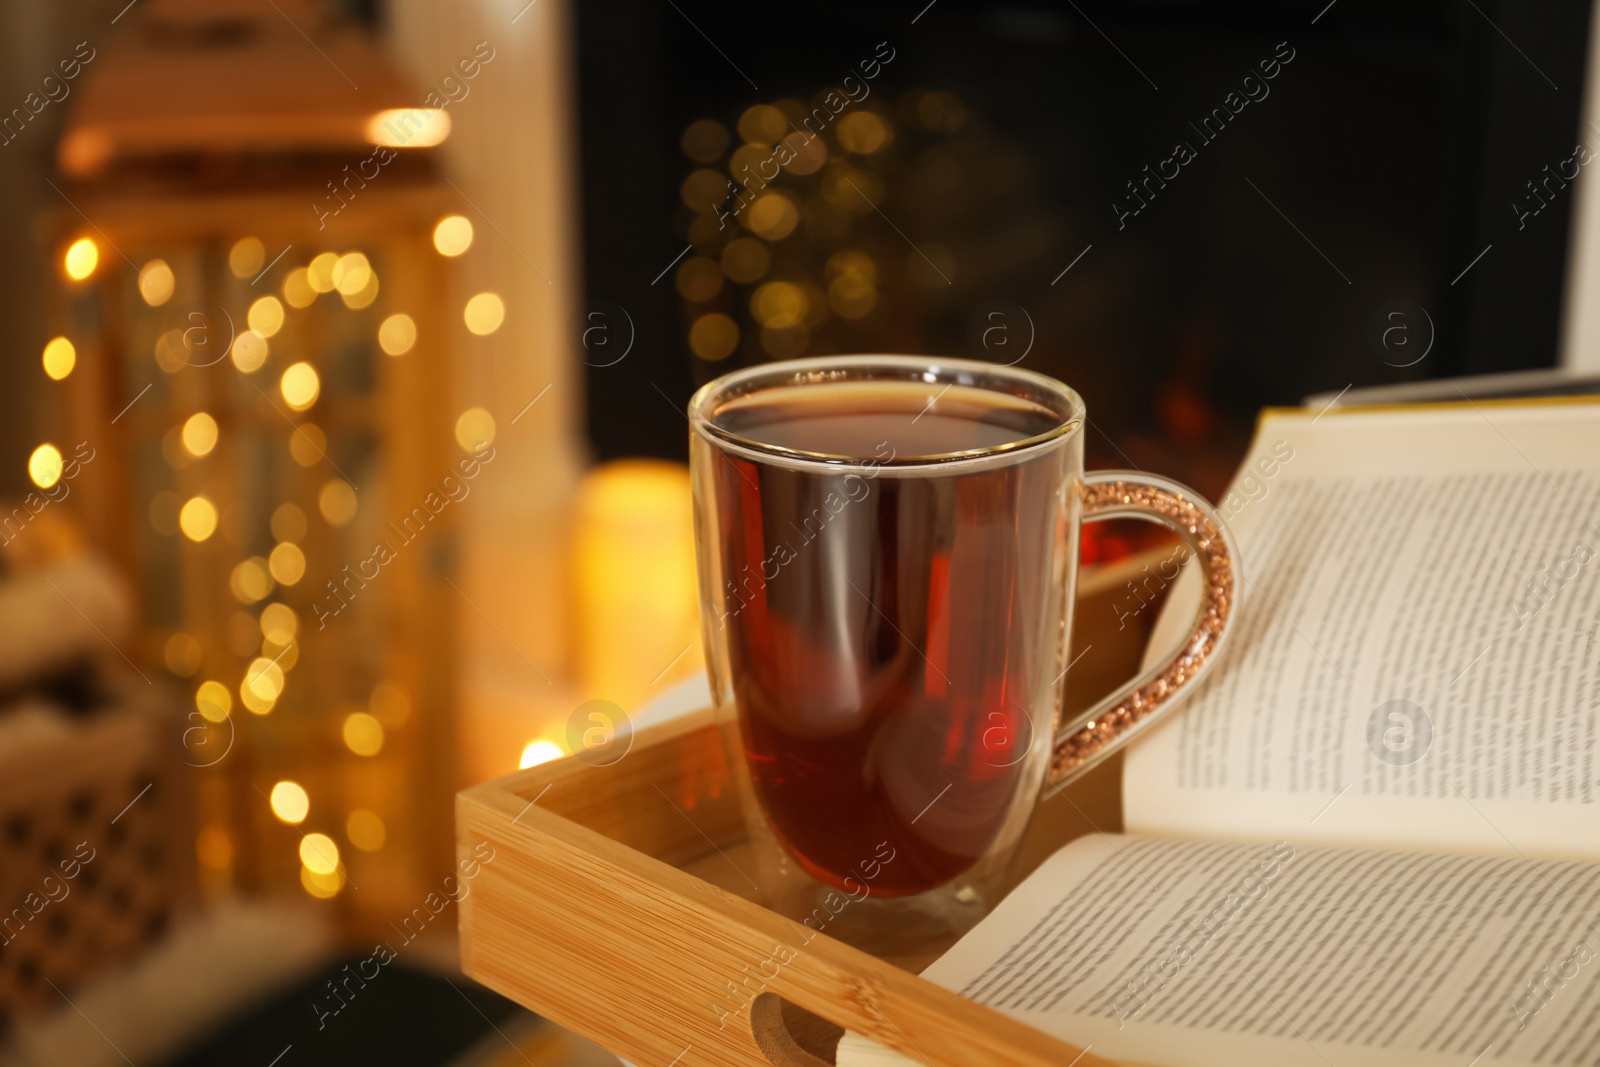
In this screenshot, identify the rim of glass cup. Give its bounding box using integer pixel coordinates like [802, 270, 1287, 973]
[688, 354, 1086, 473]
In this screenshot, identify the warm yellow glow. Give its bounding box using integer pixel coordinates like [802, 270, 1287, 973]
[271, 503, 307, 543]
[138, 259, 176, 306]
[248, 295, 285, 338]
[260, 603, 298, 644]
[239, 683, 277, 715]
[42, 337, 76, 381]
[196, 680, 232, 722]
[463, 292, 505, 335]
[300, 833, 341, 875]
[269, 780, 309, 824]
[318, 479, 358, 526]
[164, 633, 202, 676]
[454, 407, 496, 451]
[346, 809, 386, 851]
[27, 444, 63, 489]
[343, 712, 385, 757]
[432, 215, 474, 256]
[339, 271, 379, 310]
[519, 739, 564, 769]
[572, 461, 705, 709]
[280, 362, 320, 411]
[829, 273, 876, 319]
[64, 238, 98, 280]
[307, 253, 338, 292]
[230, 330, 268, 373]
[230, 558, 274, 604]
[181, 412, 219, 457]
[721, 238, 770, 284]
[283, 268, 317, 308]
[837, 111, 892, 154]
[287, 423, 326, 467]
[378, 314, 416, 356]
[675, 257, 724, 302]
[688, 313, 740, 361]
[369, 682, 411, 727]
[746, 193, 799, 240]
[737, 103, 787, 144]
[331, 252, 371, 295]
[261, 637, 299, 671]
[301, 865, 342, 898]
[244, 655, 285, 703]
[751, 281, 806, 328]
[230, 237, 265, 279]
[268, 541, 305, 585]
[366, 108, 451, 148]
[681, 118, 729, 163]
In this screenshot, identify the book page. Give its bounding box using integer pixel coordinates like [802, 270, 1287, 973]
[1122, 400, 1600, 859]
[838, 834, 1600, 1067]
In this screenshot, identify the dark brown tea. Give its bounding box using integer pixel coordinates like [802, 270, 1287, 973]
[706, 380, 1070, 896]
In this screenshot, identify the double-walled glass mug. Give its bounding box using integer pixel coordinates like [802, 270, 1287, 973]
[688, 355, 1238, 953]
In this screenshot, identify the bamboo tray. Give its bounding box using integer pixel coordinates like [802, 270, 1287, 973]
[457, 547, 1167, 1067]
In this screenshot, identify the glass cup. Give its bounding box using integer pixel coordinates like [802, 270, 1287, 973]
[688, 355, 1238, 954]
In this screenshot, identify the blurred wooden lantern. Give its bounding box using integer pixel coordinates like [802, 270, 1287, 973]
[41, 0, 471, 927]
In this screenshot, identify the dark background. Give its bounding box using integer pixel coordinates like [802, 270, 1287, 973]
[573, 0, 1594, 499]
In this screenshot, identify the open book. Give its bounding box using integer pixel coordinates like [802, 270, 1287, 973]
[840, 398, 1600, 1067]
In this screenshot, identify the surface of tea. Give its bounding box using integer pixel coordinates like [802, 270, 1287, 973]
[711, 380, 1061, 460]
[708, 378, 1071, 896]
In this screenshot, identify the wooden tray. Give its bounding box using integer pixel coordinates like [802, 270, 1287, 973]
[457, 548, 1167, 1067]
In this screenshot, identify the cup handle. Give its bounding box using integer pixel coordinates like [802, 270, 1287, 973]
[1048, 471, 1241, 785]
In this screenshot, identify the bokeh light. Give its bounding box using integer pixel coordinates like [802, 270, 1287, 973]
[378, 313, 416, 355]
[318, 479, 358, 526]
[64, 238, 98, 280]
[181, 412, 219, 457]
[179, 495, 218, 541]
[42, 337, 76, 381]
[280, 362, 320, 411]
[229, 237, 265, 279]
[299, 833, 340, 875]
[343, 712, 385, 757]
[268, 541, 306, 585]
[463, 292, 505, 335]
[229, 558, 274, 604]
[27, 444, 63, 489]
[432, 215, 474, 256]
[196, 680, 232, 722]
[248, 295, 285, 337]
[454, 407, 496, 451]
[139, 259, 176, 306]
[346, 810, 386, 851]
[230, 330, 269, 373]
[688, 313, 739, 361]
[269, 780, 309, 824]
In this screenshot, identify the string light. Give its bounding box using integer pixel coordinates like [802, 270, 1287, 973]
[229, 237, 265, 279]
[178, 496, 219, 541]
[196, 680, 232, 722]
[342, 712, 385, 756]
[280, 362, 320, 411]
[378, 314, 416, 355]
[454, 407, 495, 451]
[27, 444, 63, 489]
[299, 833, 340, 875]
[463, 292, 504, 335]
[269, 781, 309, 824]
[248, 295, 285, 337]
[182, 412, 219, 457]
[42, 337, 76, 380]
[139, 259, 176, 306]
[432, 216, 473, 256]
[63, 238, 98, 280]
